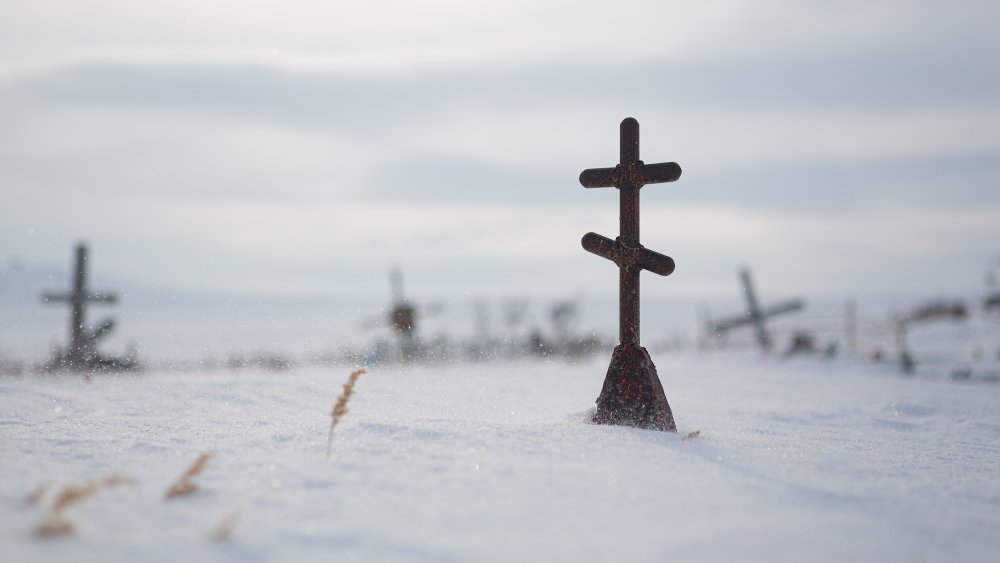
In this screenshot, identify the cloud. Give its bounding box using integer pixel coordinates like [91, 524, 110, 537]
[9, 40, 1000, 122]
[2, 1, 1000, 305]
[5, 58, 999, 211]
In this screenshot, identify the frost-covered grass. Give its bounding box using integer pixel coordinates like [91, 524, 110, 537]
[1, 352, 998, 562]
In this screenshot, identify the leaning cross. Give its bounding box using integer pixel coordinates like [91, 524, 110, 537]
[710, 267, 804, 352]
[41, 243, 118, 370]
[579, 117, 680, 432]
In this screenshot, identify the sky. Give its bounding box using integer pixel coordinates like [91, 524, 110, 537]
[2, 0, 1000, 320]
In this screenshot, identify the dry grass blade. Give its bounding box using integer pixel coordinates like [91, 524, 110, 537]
[326, 368, 367, 458]
[50, 482, 101, 514]
[682, 430, 702, 441]
[34, 474, 136, 539]
[166, 452, 214, 499]
[33, 515, 75, 539]
[51, 474, 136, 514]
[24, 482, 50, 505]
[209, 512, 240, 543]
[101, 474, 137, 488]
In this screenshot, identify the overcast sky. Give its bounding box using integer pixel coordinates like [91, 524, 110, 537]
[2, 0, 999, 308]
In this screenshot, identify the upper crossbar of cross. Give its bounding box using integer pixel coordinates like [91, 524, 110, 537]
[579, 117, 681, 345]
[41, 244, 117, 307]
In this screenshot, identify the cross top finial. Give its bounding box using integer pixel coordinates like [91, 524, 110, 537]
[620, 117, 640, 165]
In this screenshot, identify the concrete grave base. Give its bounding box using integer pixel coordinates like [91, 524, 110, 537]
[593, 343, 676, 432]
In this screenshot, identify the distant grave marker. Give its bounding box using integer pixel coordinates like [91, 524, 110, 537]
[389, 267, 417, 341]
[40, 243, 126, 372]
[361, 267, 443, 363]
[894, 299, 968, 374]
[710, 268, 804, 352]
[579, 117, 679, 432]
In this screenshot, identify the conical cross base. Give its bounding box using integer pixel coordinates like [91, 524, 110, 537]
[593, 343, 677, 432]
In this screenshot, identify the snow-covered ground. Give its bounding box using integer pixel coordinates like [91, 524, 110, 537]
[2, 351, 998, 563]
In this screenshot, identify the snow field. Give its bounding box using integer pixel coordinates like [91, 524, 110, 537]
[1, 353, 998, 562]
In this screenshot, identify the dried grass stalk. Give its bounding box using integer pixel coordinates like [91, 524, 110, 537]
[326, 368, 366, 458]
[24, 482, 50, 505]
[165, 452, 214, 499]
[33, 474, 136, 539]
[51, 474, 136, 514]
[33, 515, 75, 538]
[209, 512, 240, 543]
[50, 483, 101, 514]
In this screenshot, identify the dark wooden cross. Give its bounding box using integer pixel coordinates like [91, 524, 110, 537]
[580, 117, 680, 346]
[579, 117, 680, 432]
[710, 267, 804, 352]
[41, 243, 118, 370]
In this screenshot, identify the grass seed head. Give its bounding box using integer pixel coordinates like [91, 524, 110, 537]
[50, 475, 135, 514]
[209, 512, 240, 543]
[24, 482, 50, 505]
[166, 452, 214, 499]
[33, 474, 136, 540]
[33, 515, 76, 539]
[326, 368, 366, 458]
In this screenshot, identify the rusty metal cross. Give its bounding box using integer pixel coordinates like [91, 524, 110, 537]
[580, 117, 681, 346]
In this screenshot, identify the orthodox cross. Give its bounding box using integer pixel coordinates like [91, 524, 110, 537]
[580, 117, 680, 346]
[579, 117, 680, 432]
[41, 243, 118, 369]
[710, 267, 804, 352]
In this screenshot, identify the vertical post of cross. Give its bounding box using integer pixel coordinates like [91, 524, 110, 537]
[70, 244, 88, 355]
[619, 118, 641, 347]
[740, 268, 769, 351]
